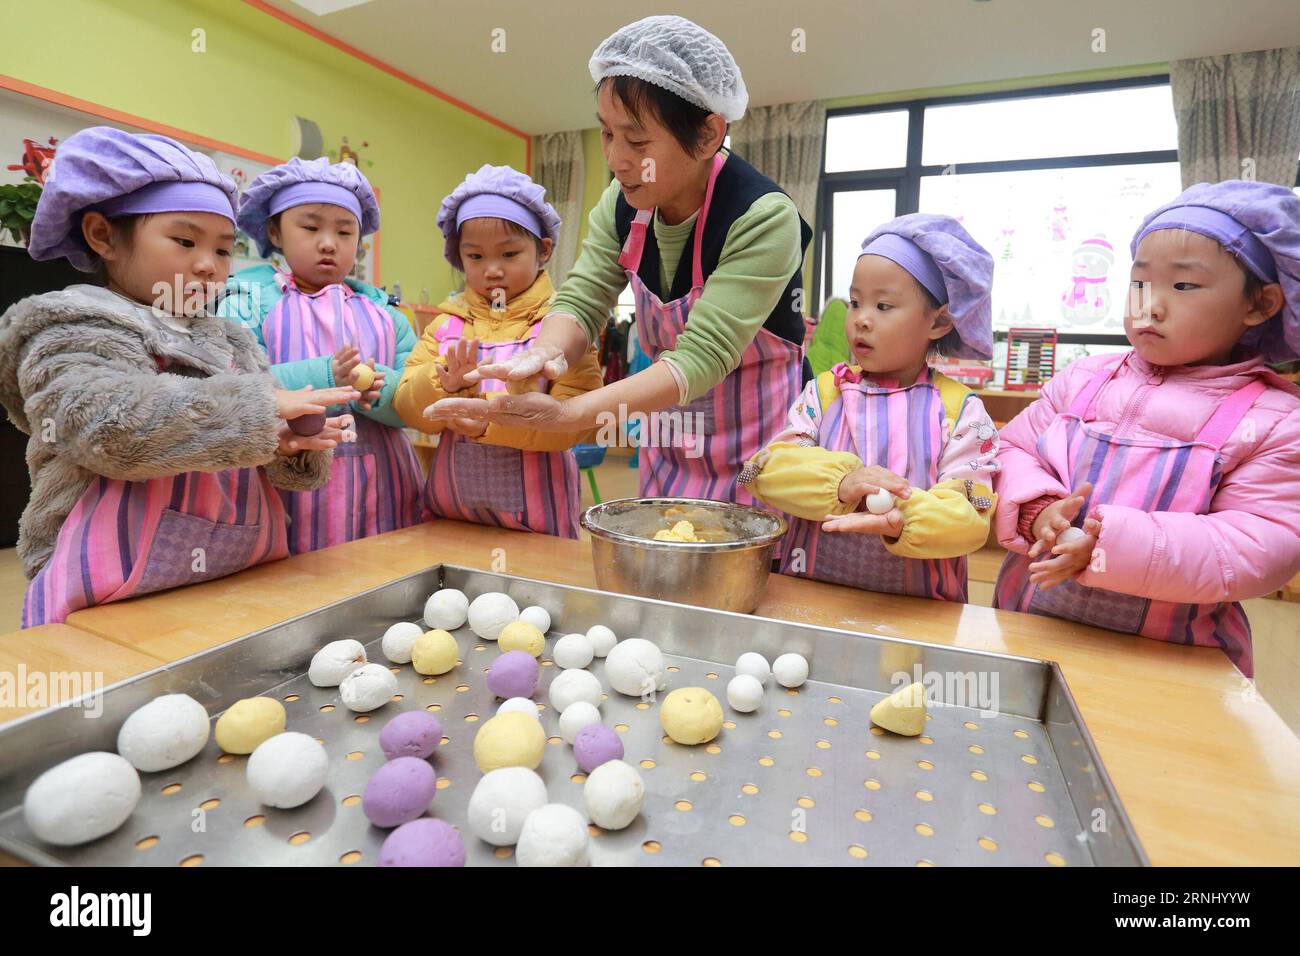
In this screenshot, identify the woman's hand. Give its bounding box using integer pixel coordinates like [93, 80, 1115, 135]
[837, 465, 911, 508]
[276, 414, 356, 455]
[444, 417, 488, 439]
[466, 343, 568, 387]
[436, 338, 481, 394]
[1028, 481, 1093, 558]
[820, 507, 905, 537]
[424, 391, 583, 433]
[275, 384, 362, 421]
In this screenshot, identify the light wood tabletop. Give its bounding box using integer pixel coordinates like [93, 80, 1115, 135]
[2, 520, 1293, 866]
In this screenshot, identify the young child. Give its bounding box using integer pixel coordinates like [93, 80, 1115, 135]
[0, 127, 358, 625]
[742, 214, 999, 601]
[994, 180, 1300, 677]
[221, 157, 422, 554]
[392, 165, 603, 538]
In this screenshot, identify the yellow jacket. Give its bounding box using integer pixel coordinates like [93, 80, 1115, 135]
[744, 366, 999, 560]
[393, 272, 604, 453]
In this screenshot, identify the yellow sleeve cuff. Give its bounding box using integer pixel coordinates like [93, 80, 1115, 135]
[744, 443, 863, 521]
[882, 480, 996, 559]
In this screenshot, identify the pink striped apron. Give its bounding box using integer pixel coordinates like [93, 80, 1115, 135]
[993, 353, 1264, 675]
[24, 399, 288, 626]
[420, 316, 581, 539]
[262, 274, 422, 554]
[622, 151, 804, 505]
[781, 367, 967, 601]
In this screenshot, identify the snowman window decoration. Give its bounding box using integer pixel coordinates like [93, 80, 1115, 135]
[1060, 234, 1115, 325]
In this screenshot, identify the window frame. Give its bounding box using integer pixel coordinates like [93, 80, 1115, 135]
[812, 74, 1178, 346]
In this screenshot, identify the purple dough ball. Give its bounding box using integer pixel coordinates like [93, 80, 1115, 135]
[288, 412, 326, 436]
[379, 817, 466, 867]
[363, 756, 437, 828]
[573, 723, 624, 773]
[379, 711, 442, 760]
[487, 650, 540, 700]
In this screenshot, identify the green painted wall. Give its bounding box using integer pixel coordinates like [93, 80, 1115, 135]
[6, 0, 527, 300]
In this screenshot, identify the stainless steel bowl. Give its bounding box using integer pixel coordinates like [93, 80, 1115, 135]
[581, 497, 788, 614]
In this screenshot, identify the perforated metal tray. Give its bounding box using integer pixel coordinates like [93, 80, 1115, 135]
[0, 565, 1147, 866]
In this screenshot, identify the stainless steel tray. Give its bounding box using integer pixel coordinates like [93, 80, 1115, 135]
[0, 565, 1147, 866]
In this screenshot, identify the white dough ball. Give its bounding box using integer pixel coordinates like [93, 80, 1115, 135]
[424, 588, 470, 630]
[1057, 526, 1087, 545]
[467, 767, 548, 846]
[381, 621, 423, 664]
[339, 662, 398, 712]
[735, 652, 771, 685]
[585, 625, 618, 658]
[865, 489, 896, 514]
[246, 732, 328, 809]
[309, 639, 367, 687]
[558, 701, 602, 744]
[548, 668, 603, 713]
[726, 674, 765, 713]
[468, 593, 520, 640]
[24, 752, 141, 846]
[773, 653, 809, 688]
[497, 697, 542, 720]
[117, 693, 210, 772]
[583, 759, 645, 830]
[604, 638, 667, 697]
[553, 633, 595, 670]
[519, 605, 551, 634]
[516, 803, 589, 867]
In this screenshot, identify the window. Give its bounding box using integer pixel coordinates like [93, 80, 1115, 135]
[815, 77, 1180, 344]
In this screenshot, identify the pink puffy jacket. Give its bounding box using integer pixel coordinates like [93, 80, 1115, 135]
[995, 351, 1300, 606]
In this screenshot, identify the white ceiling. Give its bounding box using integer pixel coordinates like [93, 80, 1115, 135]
[271, 0, 1300, 134]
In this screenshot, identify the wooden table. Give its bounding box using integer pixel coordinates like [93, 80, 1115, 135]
[5, 520, 1297, 865]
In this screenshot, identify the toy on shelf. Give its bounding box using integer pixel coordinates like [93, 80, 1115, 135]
[1005, 327, 1058, 391]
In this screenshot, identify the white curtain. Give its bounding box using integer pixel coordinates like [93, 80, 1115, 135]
[532, 131, 586, 288]
[1171, 48, 1300, 187]
[727, 100, 827, 227]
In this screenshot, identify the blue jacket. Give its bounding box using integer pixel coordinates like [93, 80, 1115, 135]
[219, 264, 415, 428]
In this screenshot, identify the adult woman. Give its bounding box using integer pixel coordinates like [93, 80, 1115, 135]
[428, 15, 812, 505]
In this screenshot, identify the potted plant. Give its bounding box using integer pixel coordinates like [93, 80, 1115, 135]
[0, 178, 41, 246]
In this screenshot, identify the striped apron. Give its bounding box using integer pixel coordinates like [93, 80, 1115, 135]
[781, 368, 967, 601]
[420, 316, 581, 539]
[261, 274, 422, 554]
[24, 369, 288, 626]
[623, 151, 804, 505]
[993, 353, 1263, 675]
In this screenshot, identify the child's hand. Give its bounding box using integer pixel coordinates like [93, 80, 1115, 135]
[436, 338, 481, 394]
[332, 344, 362, 385]
[837, 465, 911, 508]
[276, 414, 356, 455]
[275, 384, 362, 421]
[821, 507, 905, 537]
[1028, 514, 1102, 589]
[1028, 481, 1093, 558]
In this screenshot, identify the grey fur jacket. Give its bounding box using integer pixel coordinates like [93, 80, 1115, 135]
[0, 284, 331, 580]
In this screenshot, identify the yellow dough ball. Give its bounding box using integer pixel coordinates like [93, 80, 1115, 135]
[660, 687, 724, 745]
[498, 620, 545, 657]
[869, 682, 927, 736]
[412, 629, 460, 675]
[352, 363, 375, 392]
[473, 712, 546, 772]
[214, 697, 286, 754]
[505, 375, 544, 395]
[652, 520, 703, 542]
